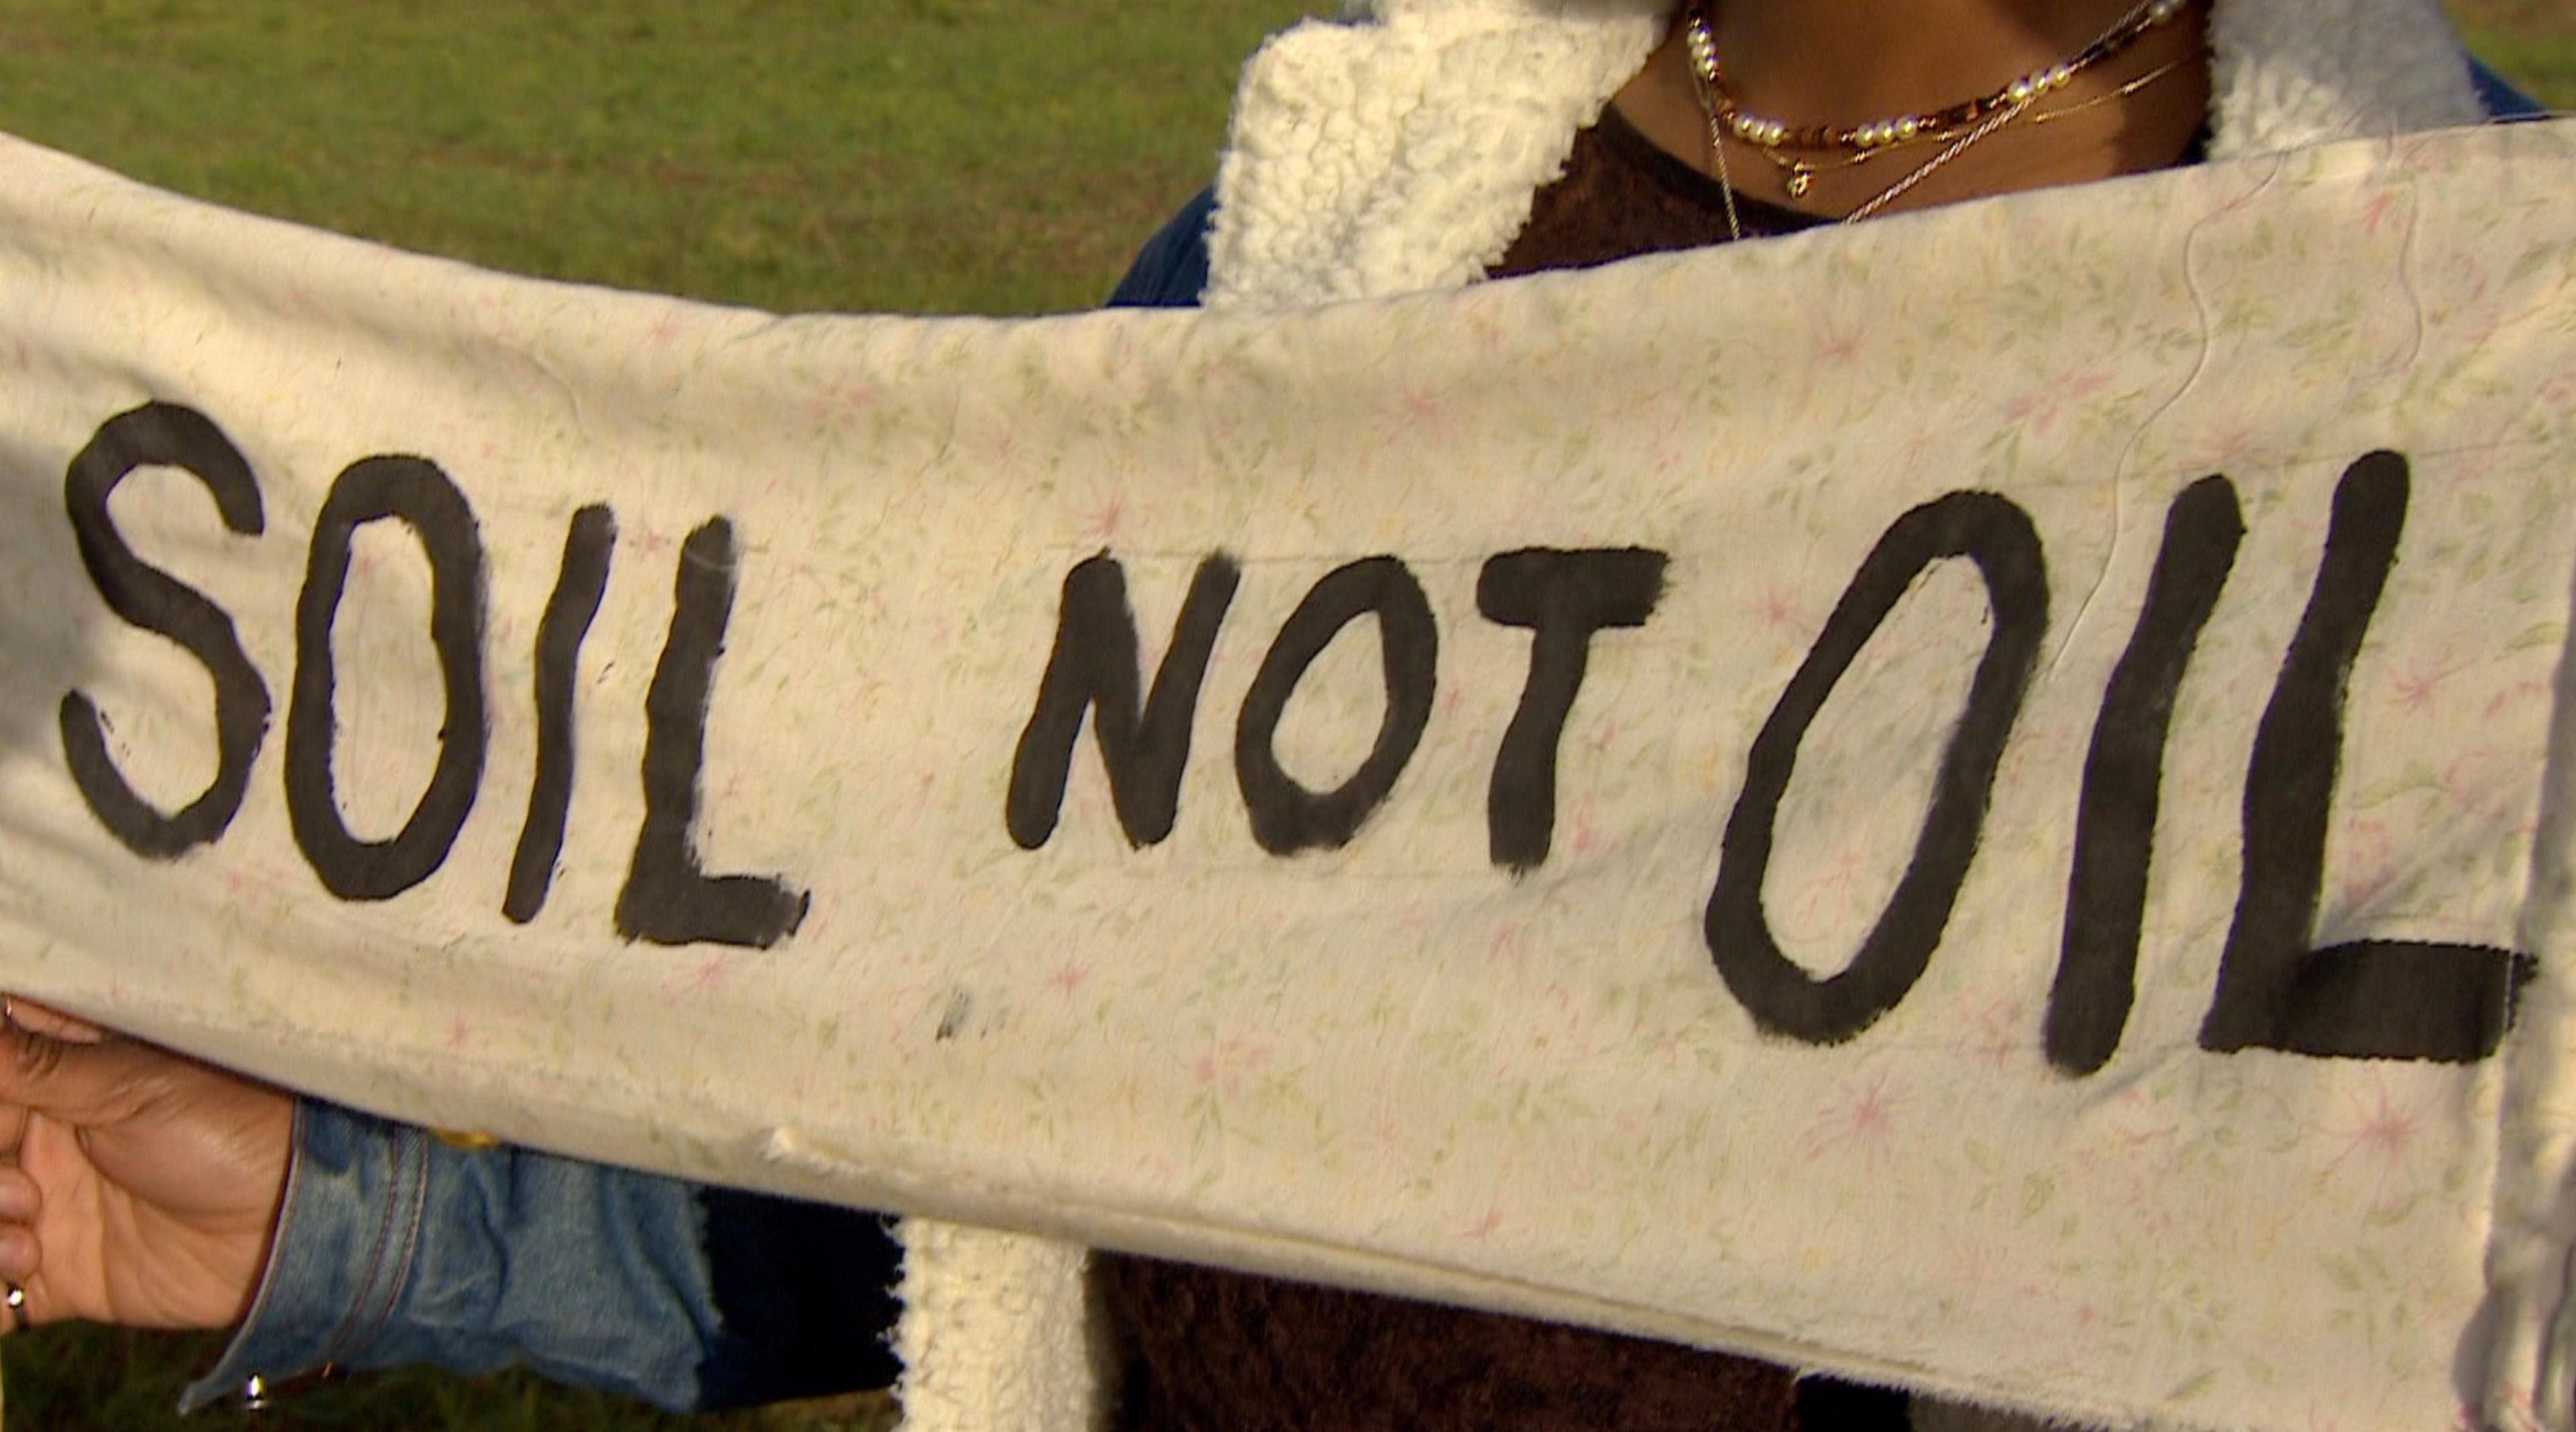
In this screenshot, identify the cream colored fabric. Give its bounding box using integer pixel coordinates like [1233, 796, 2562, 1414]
[1036, 1, 2494, 1419]
[0, 122, 2571, 1431]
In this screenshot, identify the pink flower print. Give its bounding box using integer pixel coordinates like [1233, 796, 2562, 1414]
[1965, 995, 2027, 1070]
[2487, 1382, 2540, 1432]
[1803, 1070, 1900, 1165]
[2323, 1080, 2420, 1178]
[2189, 423, 2258, 474]
[2539, 370, 2576, 413]
[1373, 384, 1451, 449]
[2434, 252, 2491, 310]
[1563, 796, 1602, 859]
[2004, 367, 2111, 436]
[641, 307, 690, 349]
[799, 378, 881, 427]
[2316, 1078, 2431, 1221]
[681, 951, 733, 996]
[2485, 678, 2548, 722]
[2330, 817, 2396, 913]
[1045, 958, 1093, 996]
[1792, 831, 1877, 932]
[1933, 1222, 2053, 1311]
[2439, 749, 2511, 811]
[1191, 1037, 1273, 1099]
[1530, 981, 1592, 1060]
[1815, 322, 1863, 368]
[1752, 584, 1807, 634]
[2387, 658, 2468, 716]
[2357, 190, 2400, 238]
[1079, 493, 1126, 544]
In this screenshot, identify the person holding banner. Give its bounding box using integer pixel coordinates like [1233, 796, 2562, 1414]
[0, 0, 2542, 1425]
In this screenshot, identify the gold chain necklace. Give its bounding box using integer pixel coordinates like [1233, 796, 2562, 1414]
[1685, 0, 2189, 202]
[1705, 48, 2196, 203]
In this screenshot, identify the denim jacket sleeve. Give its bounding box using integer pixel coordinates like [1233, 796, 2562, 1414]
[184, 1099, 901, 1414]
[1106, 187, 1215, 309]
[2469, 58, 2546, 120]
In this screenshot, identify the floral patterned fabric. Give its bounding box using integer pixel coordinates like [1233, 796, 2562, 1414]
[0, 119, 2571, 1431]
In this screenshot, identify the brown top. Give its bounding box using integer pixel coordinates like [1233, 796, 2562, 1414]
[1493, 102, 1828, 277]
[1108, 107, 1896, 1432]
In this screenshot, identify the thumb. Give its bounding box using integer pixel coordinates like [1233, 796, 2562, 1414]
[0, 1019, 164, 1128]
[2, 999, 108, 1045]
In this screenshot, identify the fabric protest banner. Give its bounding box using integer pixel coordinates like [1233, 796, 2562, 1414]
[0, 119, 2572, 1431]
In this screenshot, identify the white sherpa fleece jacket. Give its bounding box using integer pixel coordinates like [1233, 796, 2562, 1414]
[1202, 0, 2491, 308]
[893, 2, 2494, 1428]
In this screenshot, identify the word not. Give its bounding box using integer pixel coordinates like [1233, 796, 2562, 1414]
[58, 401, 806, 950]
[1006, 547, 1665, 868]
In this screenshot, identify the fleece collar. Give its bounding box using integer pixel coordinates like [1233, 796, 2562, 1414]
[1201, 0, 2489, 309]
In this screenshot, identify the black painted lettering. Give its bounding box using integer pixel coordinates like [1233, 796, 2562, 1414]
[1477, 548, 1668, 871]
[2046, 476, 2243, 1076]
[1705, 493, 2047, 1045]
[285, 456, 489, 901]
[504, 504, 616, 924]
[616, 518, 809, 948]
[1006, 553, 1240, 850]
[1236, 556, 1438, 855]
[58, 403, 271, 858]
[2198, 452, 2531, 1061]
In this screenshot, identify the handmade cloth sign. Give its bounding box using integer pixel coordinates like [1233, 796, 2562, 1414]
[0, 120, 2571, 1432]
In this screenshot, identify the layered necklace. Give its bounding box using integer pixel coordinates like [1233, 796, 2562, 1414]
[1683, 0, 2196, 236]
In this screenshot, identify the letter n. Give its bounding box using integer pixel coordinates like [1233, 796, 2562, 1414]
[1006, 553, 1239, 849]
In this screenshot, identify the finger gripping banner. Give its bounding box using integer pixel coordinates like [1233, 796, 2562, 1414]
[2, 122, 2574, 1432]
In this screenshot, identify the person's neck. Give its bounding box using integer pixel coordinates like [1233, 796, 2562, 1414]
[1609, 0, 2210, 220]
[1708, 0, 2153, 132]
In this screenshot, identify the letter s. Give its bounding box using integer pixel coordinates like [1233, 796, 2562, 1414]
[59, 403, 271, 858]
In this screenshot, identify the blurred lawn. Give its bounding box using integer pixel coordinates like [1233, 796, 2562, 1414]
[0, 0, 1313, 315]
[0, 1, 2562, 1428]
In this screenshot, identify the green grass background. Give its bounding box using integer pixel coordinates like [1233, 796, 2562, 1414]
[0, 1, 2563, 1427]
[0, 0, 1318, 316]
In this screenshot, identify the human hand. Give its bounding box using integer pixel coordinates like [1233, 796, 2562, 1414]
[0, 999, 292, 1331]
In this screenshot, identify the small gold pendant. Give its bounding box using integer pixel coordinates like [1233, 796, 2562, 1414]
[1785, 162, 1814, 199]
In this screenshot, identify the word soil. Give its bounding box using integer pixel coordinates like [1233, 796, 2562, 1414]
[58, 401, 806, 951]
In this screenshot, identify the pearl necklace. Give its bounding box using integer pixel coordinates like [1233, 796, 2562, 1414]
[1686, 0, 2190, 199]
